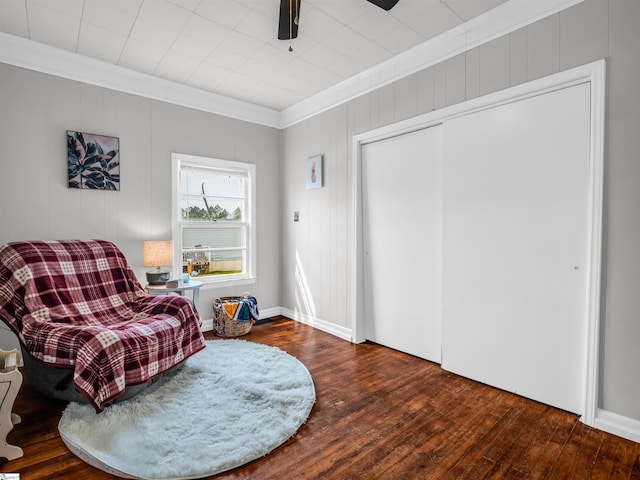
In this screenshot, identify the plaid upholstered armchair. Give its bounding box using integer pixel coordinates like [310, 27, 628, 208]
[0, 240, 206, 412]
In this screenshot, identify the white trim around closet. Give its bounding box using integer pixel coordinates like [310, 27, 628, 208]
[350, 59, 605, 430]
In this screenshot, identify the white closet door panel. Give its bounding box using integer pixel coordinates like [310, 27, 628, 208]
[362, 125, 442, 362]
[441, 83, 591, 414]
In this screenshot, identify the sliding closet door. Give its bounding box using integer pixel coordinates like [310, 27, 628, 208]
[441, 83, 591, 414]
[362, 125, 442, 362]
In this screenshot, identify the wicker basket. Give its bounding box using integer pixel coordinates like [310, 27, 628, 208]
[213, 295, 256, 337]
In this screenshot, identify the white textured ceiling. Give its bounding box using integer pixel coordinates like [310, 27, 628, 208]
[0, 0, 508, 111]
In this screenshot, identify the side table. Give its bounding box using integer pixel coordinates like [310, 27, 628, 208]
[145, 280, 203, 311]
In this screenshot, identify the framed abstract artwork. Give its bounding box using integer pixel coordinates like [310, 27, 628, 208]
[306, 154, 323, 190]
[67, 131, 120, 190]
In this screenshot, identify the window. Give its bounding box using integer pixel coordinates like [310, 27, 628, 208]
[172, 153, 256, 285]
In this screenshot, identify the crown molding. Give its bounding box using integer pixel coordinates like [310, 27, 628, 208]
[279, 0, 585, 128]
[0, 0, 583, 130]
[0, 31, 281, 129]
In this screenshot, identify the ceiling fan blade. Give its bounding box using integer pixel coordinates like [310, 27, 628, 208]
[366, 0, 400, 10]
[278, 0, 301, 40]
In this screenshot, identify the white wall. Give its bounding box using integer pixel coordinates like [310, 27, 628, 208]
[281, 104, 351, 338]
[281, 0, 640, 424]
[0, 64, 282, 323]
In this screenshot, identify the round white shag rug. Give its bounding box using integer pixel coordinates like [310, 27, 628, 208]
[58, 340, 316, 480]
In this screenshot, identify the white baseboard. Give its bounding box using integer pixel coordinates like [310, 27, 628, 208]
[201, 318, 213, 332]
[593, 408, 640, 443]
[258, 307, 282, 320]
[280, 308, 353, 342]
[207, 305, 354, 342]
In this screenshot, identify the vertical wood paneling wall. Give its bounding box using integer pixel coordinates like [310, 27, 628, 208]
[0, 66, 282, 324]
[281, 0, 640, 423]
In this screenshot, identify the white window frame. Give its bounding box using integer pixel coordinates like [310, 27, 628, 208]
[171, 153, 256, 287]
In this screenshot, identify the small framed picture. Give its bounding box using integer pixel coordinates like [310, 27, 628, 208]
[306, 154, 323, 190]
[67, 130, 120, 190]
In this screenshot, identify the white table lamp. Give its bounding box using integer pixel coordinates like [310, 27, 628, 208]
[143, 240, 173, 285]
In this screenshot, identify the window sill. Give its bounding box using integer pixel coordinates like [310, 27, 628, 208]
[197, 276, 256, 289]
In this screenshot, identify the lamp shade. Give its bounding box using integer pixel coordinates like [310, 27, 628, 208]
[143, 240, 173, 267]
[143, 240, 173, 285]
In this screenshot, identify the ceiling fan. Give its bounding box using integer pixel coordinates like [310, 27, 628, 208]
[278, 0, 400, 50]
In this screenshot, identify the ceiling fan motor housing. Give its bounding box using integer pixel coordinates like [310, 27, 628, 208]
[366, 0, 400, 10]
[278, 0, 301, 40]
[279, 0, 399, 44]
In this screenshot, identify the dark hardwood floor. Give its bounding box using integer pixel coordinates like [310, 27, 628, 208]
[3, 316, 639, 479]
